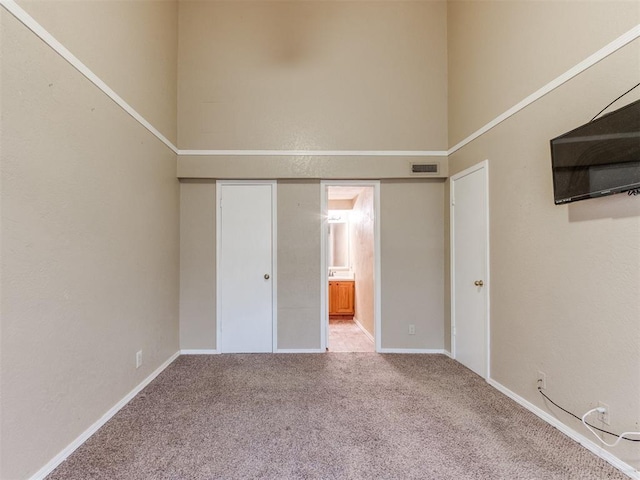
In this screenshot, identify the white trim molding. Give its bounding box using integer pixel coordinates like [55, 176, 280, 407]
[3, 0, 637, 163]
[28, 351, 181, 480]
[321, 180, 382, 353]
[179, 149, 448, 157]
[180, 349, 219, 355]
[353, 318, 375, 343]
[0, 0, 179, 155]
[450, 160, 491, 380]
[275, 349, 326, 354]
[448, 24, 640, 155]
[488, 378, 640, 480]
[377, 348, 449, 355]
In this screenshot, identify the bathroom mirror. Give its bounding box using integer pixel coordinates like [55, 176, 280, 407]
[328, 211, 350, 269]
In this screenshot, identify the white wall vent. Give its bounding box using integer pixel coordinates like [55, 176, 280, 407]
[410, 163, 439, 175]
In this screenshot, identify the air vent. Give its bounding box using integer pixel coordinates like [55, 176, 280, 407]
[411, 163, 439, 175]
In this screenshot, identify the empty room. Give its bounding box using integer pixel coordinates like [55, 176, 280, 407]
[1, 0, 639, 479]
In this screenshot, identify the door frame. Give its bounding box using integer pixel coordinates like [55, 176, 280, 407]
[450, 160, 490, 379]
[216, 180, 278, 353]
[320, 180, 382, 352]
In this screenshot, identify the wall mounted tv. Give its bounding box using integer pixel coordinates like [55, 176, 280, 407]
[550, 99, 640, 204]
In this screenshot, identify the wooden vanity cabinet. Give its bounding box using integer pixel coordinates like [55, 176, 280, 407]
[329, 280, 355, 319]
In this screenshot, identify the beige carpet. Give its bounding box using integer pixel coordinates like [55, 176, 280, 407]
[46, 354, 627, 479]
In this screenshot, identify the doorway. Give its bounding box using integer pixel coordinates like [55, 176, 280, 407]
[450, 161, 490, 378]
[321, 181, 381, 352]
[217, 181, 277, 353]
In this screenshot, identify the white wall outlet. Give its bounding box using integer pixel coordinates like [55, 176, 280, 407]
[537, 371, 546, 390]
[136, 350, 143, 369]
[597, 402, 610, 425]
[408, 324, 416, 335]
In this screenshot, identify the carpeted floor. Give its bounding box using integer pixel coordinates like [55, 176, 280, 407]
[46, 354, 627, 479]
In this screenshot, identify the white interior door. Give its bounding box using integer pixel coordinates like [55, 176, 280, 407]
[451, 162, 489, 378]
[219, 183, 274, 353]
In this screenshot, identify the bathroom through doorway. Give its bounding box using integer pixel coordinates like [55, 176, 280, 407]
[321, 182, 380, 352]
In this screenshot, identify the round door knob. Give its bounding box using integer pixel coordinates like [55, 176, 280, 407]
[264, 274, 270, 280]
[474, 280, 484, 287]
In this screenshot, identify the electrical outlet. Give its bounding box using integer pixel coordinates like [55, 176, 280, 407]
[136, 350, 143, 369]
[408, 324, 416, 335]
[537, 371, 546, 390]
[598, 402, 610, 425]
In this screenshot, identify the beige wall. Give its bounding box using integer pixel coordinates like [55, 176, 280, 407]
[0, 9, 179, 480]
[350, 188, 375, 336]
[381, 180, 445, 350]
[277, 181, 322, 349]
[447, 0, 640, 146]
[179, 180, 445, 351]
[447, 1, 640, 469]
[178, 155, 448, 179]
[329, 199, 354, 210]
[178, 181, 323, 351]
[12, 0, 638, 475]
[17, 0, 179, 144]
[179, 181, 216, 350]
[178, 0, 447, 151]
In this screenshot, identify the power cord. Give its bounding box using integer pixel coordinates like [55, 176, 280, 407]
[582, 408, 640, 448]
[537, 385, 640, 445]
[590, 82, 640, 122]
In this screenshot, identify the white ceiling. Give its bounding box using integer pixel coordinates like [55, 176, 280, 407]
[327, 186, 365, 201]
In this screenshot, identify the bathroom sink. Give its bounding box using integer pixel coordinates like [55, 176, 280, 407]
[329, 272, 355, 281]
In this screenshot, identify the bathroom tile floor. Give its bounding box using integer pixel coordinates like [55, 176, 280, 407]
[328, 319, 375, 352]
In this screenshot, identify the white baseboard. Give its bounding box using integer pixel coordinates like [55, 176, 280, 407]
[443, 350, 452, 358]
[182, 348, 326, 354]
[29, 351, 181, 480]
[275, 348, 326, 353]
[353, 317, 375, 343]
[377, 348, 448, 354]
[180, 349, 219, 355]
[487, 378, 639, 480]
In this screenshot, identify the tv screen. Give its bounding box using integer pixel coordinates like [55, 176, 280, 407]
[550, 99, 640, 204]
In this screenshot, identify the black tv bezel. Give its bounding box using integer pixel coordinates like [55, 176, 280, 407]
[550, 99, 640, 205]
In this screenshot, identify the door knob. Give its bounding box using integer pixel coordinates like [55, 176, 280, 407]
[264, 274, 270, 280]
[474, 280, 484, 287]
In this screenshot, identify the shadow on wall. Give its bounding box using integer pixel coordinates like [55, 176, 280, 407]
[259, 3, 328, 65]
[568, 192, 640, 222]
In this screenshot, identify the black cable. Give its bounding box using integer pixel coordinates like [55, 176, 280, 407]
[590, 82, 640, 122]
[538, 386, 640, 442]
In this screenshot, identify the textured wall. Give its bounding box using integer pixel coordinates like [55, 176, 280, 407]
[277, 181, 322, 349]
[447, 2, 640, 469]
[350, 188, 375, 336]
[380, 180, 445, 350]
[179, 180, 446, 351]
[179, 181, 216, 350]
[17, 0, 179, 144]
[0, 9, 179, 480]
[178, 154, 449, 179]
[178, 0, 447, 151]
[447, 0, 640, 146]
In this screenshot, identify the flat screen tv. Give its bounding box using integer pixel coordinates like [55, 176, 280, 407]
[550, 99, 640, 204]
